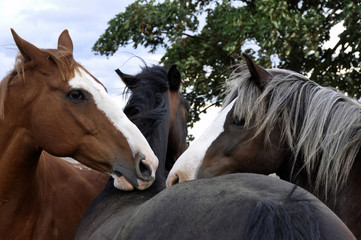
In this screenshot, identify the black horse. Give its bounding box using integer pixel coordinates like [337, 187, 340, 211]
[75, 65, 189, 239]
[117, 173, 355, 240]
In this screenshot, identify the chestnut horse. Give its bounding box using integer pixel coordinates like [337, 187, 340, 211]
[0, 29, 158, 239]
[75, 65, 189, 239]
[118, 173, 355, 239]
[167, 54, 361, 237]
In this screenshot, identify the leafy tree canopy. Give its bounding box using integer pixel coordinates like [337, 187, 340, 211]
[93, 0, 361, 129]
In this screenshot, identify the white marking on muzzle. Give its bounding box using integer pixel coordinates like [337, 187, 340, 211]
[68, 69, 158, 178]
[166, 99, 236, 186]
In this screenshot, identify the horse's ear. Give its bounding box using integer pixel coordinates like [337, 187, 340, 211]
[115, 69, 135, 88]
[11, 28, 44, 63]
[243, 53, 271, 89]
[58, 29, 73, 53]
[168, 65, 182, 91]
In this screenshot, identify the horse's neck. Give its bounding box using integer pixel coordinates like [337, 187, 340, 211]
[279, 147, 361, 190]
[276, 152, 310, 190]
[278, 148, 361, 216]
[0, 118, 60, 198]
[332, 149, 361, 236]
[0, 122, 42, 209]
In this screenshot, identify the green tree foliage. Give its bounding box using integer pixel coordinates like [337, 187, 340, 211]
[93, 0, 361, 128]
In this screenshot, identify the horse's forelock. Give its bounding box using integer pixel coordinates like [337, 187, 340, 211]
[223, 67, 266, 129]
[227, 67, 361, 197]
[44, 49, 77, 82]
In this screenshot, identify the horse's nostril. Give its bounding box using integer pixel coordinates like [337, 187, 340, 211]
[169, 174, 180, 187]
[135, 151, 152, 181]
[139, 160, 152, 179]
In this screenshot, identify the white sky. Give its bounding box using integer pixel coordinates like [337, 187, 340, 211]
[0, 0, 345, 140]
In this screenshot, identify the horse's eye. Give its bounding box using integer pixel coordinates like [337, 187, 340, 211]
[232, 118, 245, 126]
[67, 89, 85, 101]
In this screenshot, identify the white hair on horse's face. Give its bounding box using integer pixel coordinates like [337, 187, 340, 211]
[166, 99, 237, 186]
[68, 68, 158, 185]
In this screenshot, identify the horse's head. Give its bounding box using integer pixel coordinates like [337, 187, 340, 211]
[167, 54, 289, 186]
[117, 65, 188, 176]
[8, 29, 158, 191]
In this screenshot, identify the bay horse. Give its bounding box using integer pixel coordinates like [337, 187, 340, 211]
[118, 173, 355, 239]
[0, 29, 158, 239]
[75, 65, 189, 239]
[167, 54, 361, 237]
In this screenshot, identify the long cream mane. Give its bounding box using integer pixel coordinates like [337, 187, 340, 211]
[224, 66, 361, 197]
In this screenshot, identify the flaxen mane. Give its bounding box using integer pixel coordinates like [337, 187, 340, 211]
[0, 49, 80, 119]
[224, 65, 361, 198]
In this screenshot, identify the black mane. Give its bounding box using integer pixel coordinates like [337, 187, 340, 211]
[123, 66, 169, 140]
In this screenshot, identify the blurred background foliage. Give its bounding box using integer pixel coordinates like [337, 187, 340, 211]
[93, 0, 361, 129]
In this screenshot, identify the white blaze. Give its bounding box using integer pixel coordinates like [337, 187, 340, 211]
[68, 69, 158, 177]
[166, 99, 236, 186]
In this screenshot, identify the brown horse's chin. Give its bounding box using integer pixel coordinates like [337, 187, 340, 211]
[111, 174, 135, 191]
[137, 178, 155, 190]
[111, 173, 155, 191]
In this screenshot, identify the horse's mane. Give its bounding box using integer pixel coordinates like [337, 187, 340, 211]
[123, 65, 169, 139]
[244, 187, 321, 240]
[0, 49, 77, 119]
[224, 65, 361, 197]
[0, 70, 13, 119]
